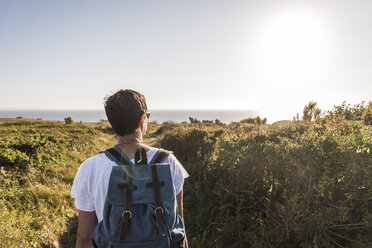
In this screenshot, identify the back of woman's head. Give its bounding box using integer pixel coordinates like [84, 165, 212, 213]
[104, 89, 147, 136]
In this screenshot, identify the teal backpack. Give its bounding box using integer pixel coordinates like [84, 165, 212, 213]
[93, 146, 185, 248]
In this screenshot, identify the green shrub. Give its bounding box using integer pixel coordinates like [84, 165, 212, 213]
[189, 117, 201, 123]
[0, 148, 30, 170]
[202, 120, 213, 123]
[362, 102, 372, 125]
[64, 116, 73, 124]
[0, 121, 115, 247]
[326, 101, 370, 121]
[302, 101, 321, 121]
[241, 116, 267, 125]
[160, 110, 372, 247]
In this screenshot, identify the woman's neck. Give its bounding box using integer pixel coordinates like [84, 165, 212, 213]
[116, 130, 143, 145]
[115, 131, 150, 159]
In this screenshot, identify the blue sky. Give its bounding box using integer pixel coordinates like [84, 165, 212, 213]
[0, 0, 371, 122]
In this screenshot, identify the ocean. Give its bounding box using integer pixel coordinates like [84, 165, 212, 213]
[0, 109, 258, 124]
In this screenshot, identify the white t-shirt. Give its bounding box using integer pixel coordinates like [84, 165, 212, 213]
[71, 147, 189, 222]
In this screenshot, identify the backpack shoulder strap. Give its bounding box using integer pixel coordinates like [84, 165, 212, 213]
[100, 147, 133, 165]
[118, 163, 136, 240]
[145, 149, 173, 239]
[100, 147, 138, 241]
[150, 149, 171, 164]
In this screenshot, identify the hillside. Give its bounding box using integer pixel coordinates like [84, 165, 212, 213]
[0, 121, 116, 247]
[0, 101, 371, 247]
[157, 113, 372, 247]
[0, 119, 163, 247]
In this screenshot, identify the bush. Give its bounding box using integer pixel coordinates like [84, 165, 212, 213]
[64, 116, 73, 124]
[189, 117, 201, 124]
[303, 101, 321, 121]
[326, 101, 370, 121]
[202, 120, 213, 124]
[0, 120, 115, 247]
[362, 102, 372, 125]
[0, 148, 30, 170]
[160, 110, 372, 247]
[240, 116, 267, 125]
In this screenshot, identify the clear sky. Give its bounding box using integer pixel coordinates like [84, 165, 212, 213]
[0, 0, 371, 122]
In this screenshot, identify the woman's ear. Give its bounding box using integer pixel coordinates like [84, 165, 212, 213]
[138, 114, 145, 127]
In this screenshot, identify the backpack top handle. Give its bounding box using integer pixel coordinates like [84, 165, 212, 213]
[135, 147, 148, 165]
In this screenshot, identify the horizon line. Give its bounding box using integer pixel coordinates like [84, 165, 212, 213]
[0, 108, 259, 111]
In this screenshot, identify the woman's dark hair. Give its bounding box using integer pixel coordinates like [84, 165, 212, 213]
[104, 89, 147, 136]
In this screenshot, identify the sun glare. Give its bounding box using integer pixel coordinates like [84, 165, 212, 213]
[252, 11, 329, 87]
[248, 10, 330, 121]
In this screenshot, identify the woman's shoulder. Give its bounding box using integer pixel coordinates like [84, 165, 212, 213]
[149, 147, 176, 159]
[76, 152, 118, 178]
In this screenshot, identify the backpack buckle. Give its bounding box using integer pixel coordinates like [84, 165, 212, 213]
[122, 210, 132, 219]
[154, 207, 164, 214]
[153, 207, 166, 237]
[119, 210, 132, 240]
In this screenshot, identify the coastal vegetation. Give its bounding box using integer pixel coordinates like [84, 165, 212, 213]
[0, 121, 115, 247]
[64, 117, 74, 124]
[0, 101, 371, 247]
[160, 101, 372, 247]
